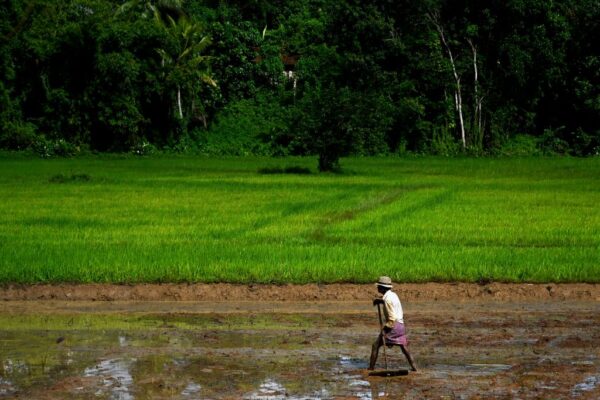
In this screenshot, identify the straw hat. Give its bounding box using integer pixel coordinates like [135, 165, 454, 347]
[376, 276, 393, 288]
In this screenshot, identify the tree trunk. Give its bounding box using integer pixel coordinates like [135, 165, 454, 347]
[427, 12, 466, 150]
[455, 82, 465, 149]
[467, 38, 483, 149]
[177, 86, 183, 120]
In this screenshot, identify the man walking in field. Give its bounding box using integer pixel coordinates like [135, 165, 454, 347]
[369, 276, 417, 371]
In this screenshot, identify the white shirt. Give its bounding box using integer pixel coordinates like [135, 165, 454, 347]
[383, 290, 404, 327]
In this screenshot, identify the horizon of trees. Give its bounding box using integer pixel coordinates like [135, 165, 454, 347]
[1, 0, 598, 169]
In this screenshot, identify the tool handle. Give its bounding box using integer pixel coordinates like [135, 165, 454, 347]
[376, 302, 388, 369]
[377, 301, 384, 328]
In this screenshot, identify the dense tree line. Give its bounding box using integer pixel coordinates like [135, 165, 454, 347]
[1, 0, 598, 169]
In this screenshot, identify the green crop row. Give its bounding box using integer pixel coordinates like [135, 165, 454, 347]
[0, 155, 598, 283]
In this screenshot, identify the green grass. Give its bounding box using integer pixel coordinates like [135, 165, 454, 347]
[0, 154, 598, 283]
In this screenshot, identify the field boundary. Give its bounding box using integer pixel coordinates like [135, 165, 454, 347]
[1, 283, 599, 302]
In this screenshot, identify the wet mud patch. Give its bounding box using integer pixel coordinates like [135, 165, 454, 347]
[1, 300, 599, 399]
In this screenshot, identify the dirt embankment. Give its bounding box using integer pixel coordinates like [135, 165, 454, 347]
[1, 283, 599, 302]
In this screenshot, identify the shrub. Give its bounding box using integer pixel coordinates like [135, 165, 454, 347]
[537, 129, 569, 155]
[0, 121, 40, 150]
[131, 139, 157, 156]
[429, 124, 461, 156]
[568, 128, 600, 156]
[52, 139, 79, 157]
[203, 92, 289, 156]
[498, 134, 542, 156]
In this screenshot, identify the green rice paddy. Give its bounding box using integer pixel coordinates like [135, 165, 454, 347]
[0, 154, 598, 283]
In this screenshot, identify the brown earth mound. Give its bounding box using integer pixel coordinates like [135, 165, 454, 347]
[1, 283, 599, 302]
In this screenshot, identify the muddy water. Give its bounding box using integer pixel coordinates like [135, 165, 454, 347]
[1, 301, 599, 399]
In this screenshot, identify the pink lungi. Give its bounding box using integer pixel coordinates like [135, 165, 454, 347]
[382, 321, 408, 346]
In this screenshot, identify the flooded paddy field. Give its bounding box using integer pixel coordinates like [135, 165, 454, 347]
[1, 299, 599, 399]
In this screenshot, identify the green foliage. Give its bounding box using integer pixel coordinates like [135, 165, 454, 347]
[153, 7, 215, 116]
[0, 121, 40, 150]
[0, 0, 598, 158]
[291, 84, 395, 171]
[207, 16, 261, 102]
[202, 91, 289, 156]
[92, 50, 145, 150]
[131, 139, 157, 156]
[568, 129, 600, 157]
[0, 121, 82, 157]
[538, 128, 570, 156]
[498, 135, 542, 157]
[51, 139, 80, 157]
[429, 124, 460, 156]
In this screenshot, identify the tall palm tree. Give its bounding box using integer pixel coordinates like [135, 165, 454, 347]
[153, 11, 216, 120]
[117, 0, 216, 121]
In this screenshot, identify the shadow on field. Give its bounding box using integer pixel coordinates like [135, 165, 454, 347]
[257, 166, 312, 175]
[49, 173, 92, 183]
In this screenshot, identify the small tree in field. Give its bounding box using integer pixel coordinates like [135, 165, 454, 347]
[294, 85, 353, 172]
[294, 84, 394, 172]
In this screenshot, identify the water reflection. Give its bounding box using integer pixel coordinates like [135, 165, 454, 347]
[0, 322, 395, 400]
[571, 375, 600, 396]
[181, 382, 201, 397]
[0, 376, 16, 396]
[2, 359, 28, 375]
[2, 308, 595, 399]
[246, 379, 287, 399]
[244, 379, 334, 400]
[83, 358, 134, 400]
[335, 355, 377, 399]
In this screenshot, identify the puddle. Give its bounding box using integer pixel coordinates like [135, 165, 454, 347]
[246, 379, 287, 399]
[83, 358, 134, 400]
[0, 377, 15, 396]
[0, 301, 599, 399]
[572, 375, 600, 396]
[181, 382, 201, 397]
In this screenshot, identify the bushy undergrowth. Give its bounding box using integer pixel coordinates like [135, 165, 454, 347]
[200, 92, 289, 156]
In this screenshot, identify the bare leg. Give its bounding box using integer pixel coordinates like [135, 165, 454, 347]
[399, 344, 417, 371]
[368, 335, 383, 370]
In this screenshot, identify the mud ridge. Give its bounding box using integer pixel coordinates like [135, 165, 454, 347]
[1, 283, 599, 302]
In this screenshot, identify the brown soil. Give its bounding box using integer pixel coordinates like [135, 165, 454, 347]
[1, 282, 599, 302]
[3, 299, 599, 399]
